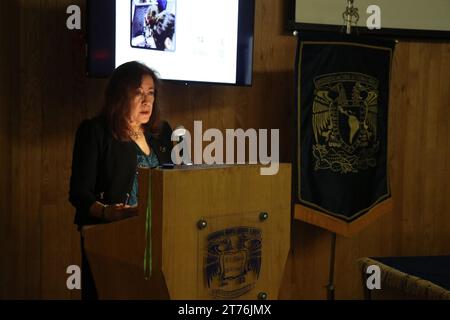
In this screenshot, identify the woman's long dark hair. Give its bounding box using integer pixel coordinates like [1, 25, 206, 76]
[100, 61, 161, 141]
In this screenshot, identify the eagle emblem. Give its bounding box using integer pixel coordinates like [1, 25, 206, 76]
[311, 72, 380, 174]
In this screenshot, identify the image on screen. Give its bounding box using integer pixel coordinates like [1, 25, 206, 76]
[131, 0, 176, 52]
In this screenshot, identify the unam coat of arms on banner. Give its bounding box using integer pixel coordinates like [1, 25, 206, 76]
[312, 72, 380, 174]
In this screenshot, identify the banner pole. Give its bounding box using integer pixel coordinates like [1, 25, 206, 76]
[326, 232, 337, 300]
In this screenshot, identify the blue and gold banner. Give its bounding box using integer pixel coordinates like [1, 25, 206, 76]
[295, 34, 395, 221]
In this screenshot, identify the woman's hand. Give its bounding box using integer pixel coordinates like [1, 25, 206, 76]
[103, 204, 138, 222]
[89, 201, 138, 222]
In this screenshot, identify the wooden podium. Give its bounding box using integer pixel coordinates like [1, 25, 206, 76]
[82, 164, 291, 300]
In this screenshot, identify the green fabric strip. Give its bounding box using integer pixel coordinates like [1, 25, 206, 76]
[144, 171, 152, 280]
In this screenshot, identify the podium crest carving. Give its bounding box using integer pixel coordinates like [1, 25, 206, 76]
[205, 227, 262, 299]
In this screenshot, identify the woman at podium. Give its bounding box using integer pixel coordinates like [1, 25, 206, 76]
[69, 61, 173, 227]
[68, 61, 173, 299]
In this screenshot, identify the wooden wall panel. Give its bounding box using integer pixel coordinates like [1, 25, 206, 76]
[8, 0, 44, 298]
[394, 42, 450, 256]
[0, 0, 449, 299]
[0, 0, 16, 298]
[38, 0, 84, 299]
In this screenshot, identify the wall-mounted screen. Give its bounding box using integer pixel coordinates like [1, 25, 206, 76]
[88, 0, 255, 85]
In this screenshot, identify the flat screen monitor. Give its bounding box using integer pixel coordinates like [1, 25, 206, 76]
[87, 0, 255, 86]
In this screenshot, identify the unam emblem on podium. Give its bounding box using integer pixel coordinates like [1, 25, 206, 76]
[205, 227, 262, 299]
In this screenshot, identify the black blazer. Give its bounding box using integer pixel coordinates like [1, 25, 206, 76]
[69, 115, 173, 227]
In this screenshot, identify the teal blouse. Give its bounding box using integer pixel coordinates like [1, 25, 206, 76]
[128, 143, 159, 206]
